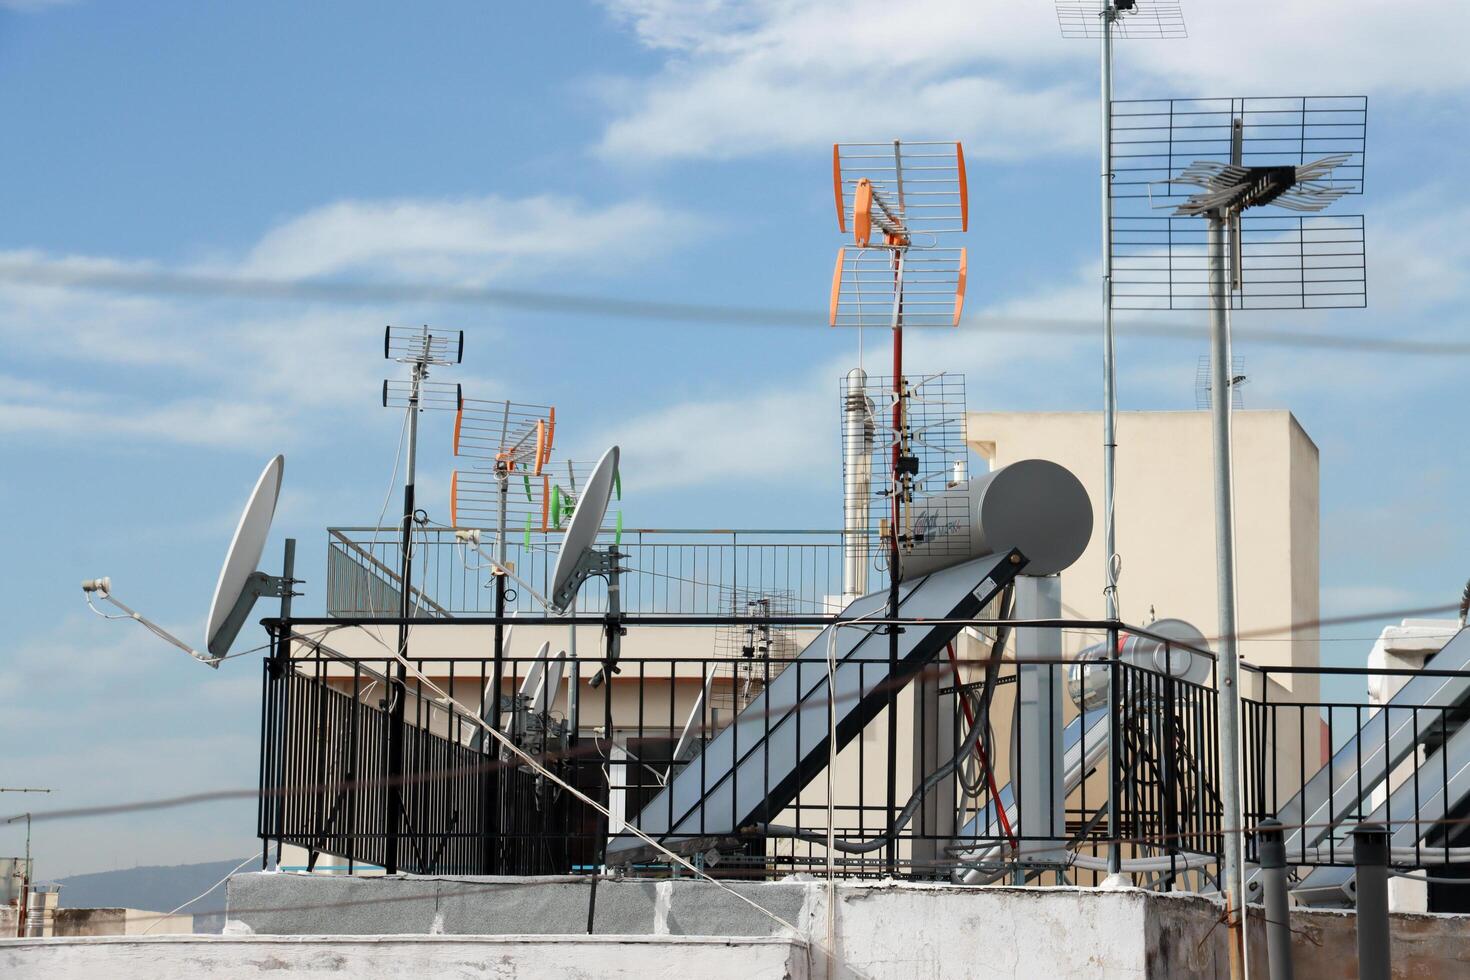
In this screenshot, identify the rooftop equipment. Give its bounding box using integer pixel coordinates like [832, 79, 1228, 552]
[81, 454, 297, 667]
[380, 324, 463, 876]
[830, 140, 970, 869]
[1054, 0, 1187, 635]
[1132, 95, 1368, 949]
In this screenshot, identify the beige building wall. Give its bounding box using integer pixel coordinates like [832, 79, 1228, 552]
[968, 410, 1320, 695]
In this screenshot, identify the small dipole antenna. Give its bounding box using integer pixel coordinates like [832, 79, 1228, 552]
[380, 324, 462, 877]
[2, 786, 52, 939]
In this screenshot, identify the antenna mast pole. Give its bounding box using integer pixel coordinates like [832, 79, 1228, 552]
[386, 327, 429, 876]
[1100, 4, 1120, 626]
[2, 787, 51, 938]
[1209, 117, 1247, 972]
[1096, 1, 1127, 883]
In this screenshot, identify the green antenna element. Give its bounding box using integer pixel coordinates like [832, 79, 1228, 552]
[614, 510, 623, 547]
[523, 514, 532, 549]
[614, 468, 622, 501]
[523, 474, 532, 502]
[551, 485, 563, 527]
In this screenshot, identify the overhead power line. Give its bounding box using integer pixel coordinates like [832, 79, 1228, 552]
[0, 259, 1465, 357]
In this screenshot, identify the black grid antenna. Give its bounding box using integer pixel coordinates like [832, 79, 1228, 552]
[1110, 97, 1367, 202]
[1109, 97, 1368, 311]
[1056, 1, 1186, 39]
[1112, 213, 1365, 310]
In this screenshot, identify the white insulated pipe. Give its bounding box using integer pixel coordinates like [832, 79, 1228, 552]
[842, 367, 875, 600]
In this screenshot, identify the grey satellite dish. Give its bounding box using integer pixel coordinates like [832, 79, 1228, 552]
[549, 445, 620, 612]
[672, 671, 717, 766]
[205, 455, 293, 659]
[547, 446, 621, 687]
[82, 454, 296, 668]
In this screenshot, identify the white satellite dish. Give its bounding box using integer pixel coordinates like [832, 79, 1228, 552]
[517, 640, 554, 704]
[536, 650, 567, 716]
[549, 445, 619, 612]
[82, 454, 295, 668]
[205, 455, 288, 659]
[672, 671, 717, 766]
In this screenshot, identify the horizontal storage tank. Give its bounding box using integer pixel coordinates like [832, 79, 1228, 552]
[900, 458, 1092, 580]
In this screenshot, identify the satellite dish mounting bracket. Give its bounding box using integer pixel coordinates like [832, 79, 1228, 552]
[212, 569, 299, 659]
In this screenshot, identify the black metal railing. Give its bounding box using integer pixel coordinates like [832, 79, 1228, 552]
[1242, 662, 1470, 869]
[258, 616, 1224, 884]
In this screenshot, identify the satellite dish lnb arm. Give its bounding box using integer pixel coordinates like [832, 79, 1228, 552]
[83, 581, 221, 669]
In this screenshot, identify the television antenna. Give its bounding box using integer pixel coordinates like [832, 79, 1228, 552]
[830, 138, 968, 872]
[1195, 355, 1245, 410]
[2, 787, 51, 940]
[81, 454, 298, 667]
[380, 324, 463, 876]
[1054, 0, 1188, 629]
[1150, 99, 1367, 962]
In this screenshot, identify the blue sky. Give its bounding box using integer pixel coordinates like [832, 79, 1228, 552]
[2, 1, 1467, 876]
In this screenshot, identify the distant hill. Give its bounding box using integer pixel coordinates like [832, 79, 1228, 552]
[55, 856, 254, 934]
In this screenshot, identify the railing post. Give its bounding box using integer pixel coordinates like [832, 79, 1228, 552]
[1107, 623, 1122, 877]
[1257, 817, 1294, 980]
[1353, 822, 1391, 980]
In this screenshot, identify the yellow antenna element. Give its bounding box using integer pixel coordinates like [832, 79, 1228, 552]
[954, 248, 967, 326]
[956, 143, 969, 231]
[832, 144, 846, 232]
[854, 179, 874, 247]
[829, 247, 846, 327]
[533, 419, 547, 476]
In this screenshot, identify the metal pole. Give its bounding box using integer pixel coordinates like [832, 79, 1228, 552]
[488, 463, 510, 871]
[1258, 818, 1294, 980]
[1353, 823, 1391, 980]
[1100, 4, 1120, 626]
[386, 358, 423, 876]
[888, 322, 903, 875]
[1098, 3, 1126, 884]
[1208, 211, 1246, 970]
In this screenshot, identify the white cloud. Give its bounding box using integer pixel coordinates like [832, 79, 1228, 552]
[597, 0, 1090, 161]
[596, 0, 1470, 164]
[0, 190, 699, 451]
[241, 194, 701, 283]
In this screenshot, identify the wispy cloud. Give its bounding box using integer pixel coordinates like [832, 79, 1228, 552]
[0, 191, 701, 451]
[595, 0, 1470, 164]
[240, 193, 702, 283]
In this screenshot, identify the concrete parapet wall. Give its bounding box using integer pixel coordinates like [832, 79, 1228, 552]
[52, 907, 194, 936]
[0, 933, 810, 979]
[224, 874, 1470, 979]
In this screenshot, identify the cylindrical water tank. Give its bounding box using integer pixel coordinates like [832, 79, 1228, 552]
[1067, 618, 1214, 709]
[900, 458, 1092, 580]
[24, 884, 60, 938]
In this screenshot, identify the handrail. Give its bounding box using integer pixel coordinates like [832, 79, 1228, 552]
[327, 529, 454, 619]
